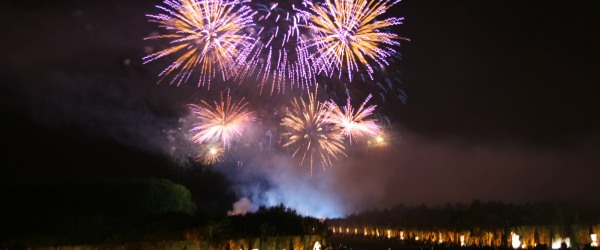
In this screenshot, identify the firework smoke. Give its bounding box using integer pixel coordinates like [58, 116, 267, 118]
[141, 0, 410, 217]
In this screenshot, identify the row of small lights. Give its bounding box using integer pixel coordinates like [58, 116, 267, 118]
[332, 227, 598, 249]
[331, 227, 450, 242]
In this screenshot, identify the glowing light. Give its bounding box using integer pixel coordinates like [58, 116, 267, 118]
[195, 143, 224, 165]
[552, 240, 561, 249]
[144, 0, 255, 87]
[591, 234, 598, 247]
[512, 232, 521, 249]
[387, 229, 391, 239]
[367, 126, 394, 148]
[400, 231, 404, 240]
[280, 87, 346, 174]
[306, 0, 407, 81]
[326, 94, 380, 143]
[460, 235, 466, 247]
[552, 238, 571, 249]
[188, 90, 255, 147]
[313, 241, 321, 250]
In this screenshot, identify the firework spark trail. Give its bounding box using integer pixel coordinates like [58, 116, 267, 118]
[233, 0, 317, 95]
[306, 0, 407, 82]
[142, 0, 406, 175]
[143, 0, 256, 88]
[326, 94, 380, 143]
[281, 86, 346, 175]
[188, 89, 255, 147]
[196, 143, 225, 165]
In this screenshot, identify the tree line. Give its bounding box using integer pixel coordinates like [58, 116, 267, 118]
[0, 178, 326, 248]
[329, 200, 600, 231]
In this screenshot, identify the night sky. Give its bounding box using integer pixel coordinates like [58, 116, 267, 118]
[1, 0, 599, 216]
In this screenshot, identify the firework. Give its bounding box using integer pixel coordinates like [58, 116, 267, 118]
[195, 143, 224, 165]
[306, 0, 406, 81]
[144, 0, 256, 88]
[326, 94, 380, 143]
[367, 132, 387, 148]
[280, 87, 346, 174]
[234, 0, 317, 95]
[366, 120, 401, 149]
[188, 90, 255, 147]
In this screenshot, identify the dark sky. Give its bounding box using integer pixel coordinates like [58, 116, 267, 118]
[1, 0, 599, 215]
[397, 0, 600, 144]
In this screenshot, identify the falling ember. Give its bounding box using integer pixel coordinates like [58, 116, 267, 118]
[280, 86, 346, 175]
[188, 89, 255, 147]
[143, 0, 256, 88]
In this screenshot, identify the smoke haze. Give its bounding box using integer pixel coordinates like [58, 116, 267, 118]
[1, 0, 599, 218]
